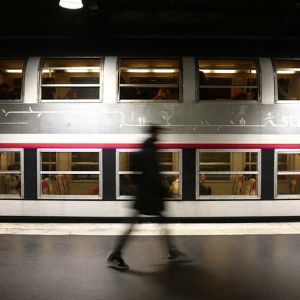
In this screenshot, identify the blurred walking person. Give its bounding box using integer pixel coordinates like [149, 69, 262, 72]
[107, 125, 183, 270]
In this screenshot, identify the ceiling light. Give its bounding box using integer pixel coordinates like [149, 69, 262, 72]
[59, 0, 83, 9]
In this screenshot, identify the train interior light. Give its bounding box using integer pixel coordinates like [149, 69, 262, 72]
[5, 69, 23, 73]
[126, 68, 177, 73]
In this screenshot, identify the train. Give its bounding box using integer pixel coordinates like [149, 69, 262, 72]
[1, 56, 300, 219]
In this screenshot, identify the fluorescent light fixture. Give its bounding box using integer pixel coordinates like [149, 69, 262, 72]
[277, 70, 296, 74]
[276, 67, 300, 74]
[59, 0, 83, 9]
[65, 67, 100, 73]
[126, 68, 177, 73]
[200, 69, 238, 74]
[126, 69, 152, 73]
[6, 69, 22, 73]
[152, 69, 177, 73]
[200, 69, 257, 74]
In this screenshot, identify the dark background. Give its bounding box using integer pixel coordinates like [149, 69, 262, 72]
[1, 0, 300, 56]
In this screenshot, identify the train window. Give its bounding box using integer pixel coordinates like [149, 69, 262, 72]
[38, 149, 102, 199]
[116, 149, 182, 199]
[158, 150, 181, 199]
[275, 150, 300, 198]
[197, 59, 258, 101]
[117, 150, 139, 198]
[273, 60, 300, 101]
[118, 58, 181, 102]
[196, 150, 261, 199]
[0, 149, 23, 198]
[0, 59, 25, 101]
[40, 58, 103, 101]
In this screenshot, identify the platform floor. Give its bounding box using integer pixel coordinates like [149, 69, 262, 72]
[0, 224, 300, 300]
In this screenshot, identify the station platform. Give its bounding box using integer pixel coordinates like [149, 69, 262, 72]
[0, 222, 300, 300]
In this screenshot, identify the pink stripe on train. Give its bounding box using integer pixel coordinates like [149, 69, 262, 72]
[0, 143, 300, 149]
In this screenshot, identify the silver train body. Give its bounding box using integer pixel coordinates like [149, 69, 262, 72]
[1, 57, 300, 219]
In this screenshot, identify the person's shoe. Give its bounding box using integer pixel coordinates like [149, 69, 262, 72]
[107, 253, 129, 270]
[168, 250, 186, 261]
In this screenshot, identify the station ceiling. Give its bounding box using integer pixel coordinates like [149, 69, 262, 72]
[1, 0, 300, 56]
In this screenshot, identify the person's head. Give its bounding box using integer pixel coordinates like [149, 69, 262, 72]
[158, 88, 170, 99]
[200, 174, 206, 183]
[168, 175, 177, 185]
[147, 125, 163, 139]
[199, 71, 206, 83]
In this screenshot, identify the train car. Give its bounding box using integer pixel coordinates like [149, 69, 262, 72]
[1, 56, 300, 219]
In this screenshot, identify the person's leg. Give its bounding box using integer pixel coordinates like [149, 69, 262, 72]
[158, 213, 185, 260]
[107, 212, 138, 270]
[157, 213, 176, 253]
[112, 218, 136, 255]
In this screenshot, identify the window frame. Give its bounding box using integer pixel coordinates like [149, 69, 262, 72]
[37, 148, 102, 200]
[117, 57, 183, 103]
[38, 57, 104, 102]
[196, 149, 261, 200]
[195, 58, 261, 103]
[274, 149, 300, 199]
[273, 58, 300, 103]
[0, 58, 26, 103]
[0, 148, 24, 199]
[116, 149, 182, 200]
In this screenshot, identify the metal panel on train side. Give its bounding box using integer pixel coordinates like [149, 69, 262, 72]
[1, 103, 300, 135]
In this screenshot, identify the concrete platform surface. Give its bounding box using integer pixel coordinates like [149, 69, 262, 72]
[0, 233, 299, 300]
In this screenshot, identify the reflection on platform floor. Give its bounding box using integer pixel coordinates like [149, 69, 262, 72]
[0, 233, 299, 300]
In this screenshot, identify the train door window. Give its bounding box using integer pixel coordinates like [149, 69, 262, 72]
[116, 149, 182, 199]
[0, 59, 26, 101]
[273, 60, 300, 101]
[275, 150, 300, 198]
[197, 59, 259, 101]
[196, 149, 261, 199]
[38, 149, 102, 199]
[40, 58, 103, 101]
[118, 58, 181, 102]
[0, 149, 24, 199]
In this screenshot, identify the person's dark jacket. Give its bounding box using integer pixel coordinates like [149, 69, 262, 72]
[133, 136, 167, 215]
